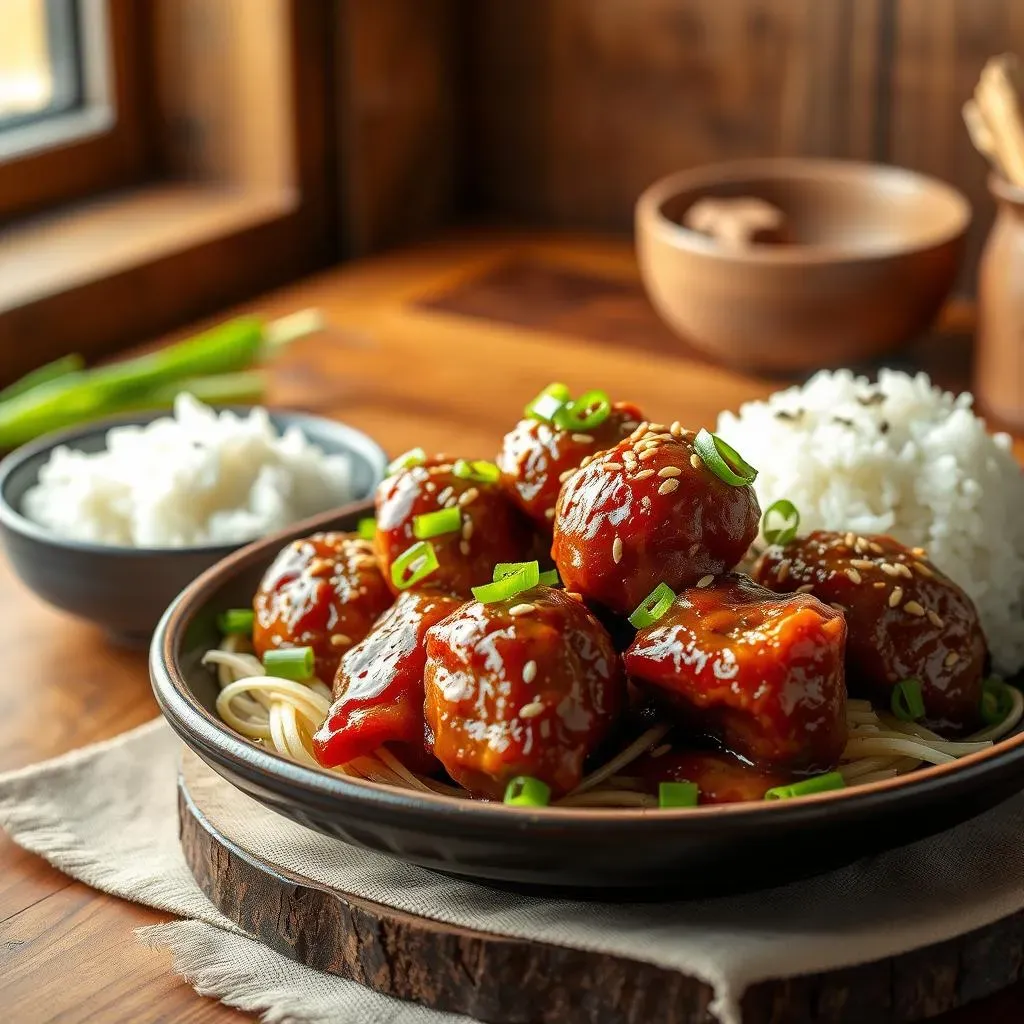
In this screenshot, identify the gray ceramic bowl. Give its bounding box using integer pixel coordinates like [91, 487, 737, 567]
[0, 409, 386, 642]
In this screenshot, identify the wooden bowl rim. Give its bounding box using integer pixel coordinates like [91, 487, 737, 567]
[636, 157, 972, 266]
[151, 500, 1024, 833]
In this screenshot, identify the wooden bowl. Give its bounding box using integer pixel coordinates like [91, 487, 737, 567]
[635, 159, 971, 372]
[151, 502, 1024, 894]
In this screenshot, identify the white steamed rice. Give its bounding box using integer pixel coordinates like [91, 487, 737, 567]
[23, 394, 353, 548]
[716, 369, 1024, 676]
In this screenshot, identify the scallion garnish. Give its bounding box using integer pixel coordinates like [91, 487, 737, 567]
[525, 383, 571, 423]
[980, 677, 1014, 726]
[391, 541, 440, 590]
[659, 781, 699, 808]
[217, 608, 254, 636]
[538, 568, 560, 586]
[357, 517, 377, 540]
[764, 771, 845, 800]
[453, 459, 501, 483]
[387, 447, 427, 475]
[503, 776, 551, 807]
[263, 646, 315, 681]
[693, 429, 758, 487]
[628, 582, 676, 629]
[891, 678, 926, 722]
[554, 388, 612, 431]
[762, 499, 800, 546]
[413, 507, 461, 540]
[473, 561, 540, 603]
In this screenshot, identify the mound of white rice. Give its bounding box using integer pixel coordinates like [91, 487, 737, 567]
[716, 369, 1024, 675]
[23, 394, 353, 548]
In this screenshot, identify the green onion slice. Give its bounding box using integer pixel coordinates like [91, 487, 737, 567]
[473, 561, 540, 603]
[554, 389, 612, 431]
[693, 429, 758, 487]
[628, 582, 676, 629]
[413, 507, 461, 540]
[217, 608, 254, 636]
[764, 771, 845, 801]
[387, 447, 427, 474]
[357, 517, 377, 540]
[762, 499, 800, 546]
[659, 781, 699, 808]
[503, 776, 551, 807]
[263, 646, 315, 681]
[891, 678, 926, 722]
[391, 541, 440, 590]
[538, 568, 560, 586]
[453, 458, 501, 483]
[525, 383, 571, 423]
[980, 677, 1014, 726]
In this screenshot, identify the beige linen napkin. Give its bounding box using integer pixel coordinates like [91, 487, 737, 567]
[2, 719, 1024, 1024]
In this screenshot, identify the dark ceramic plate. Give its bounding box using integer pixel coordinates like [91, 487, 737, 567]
[151, 502, 1024, 893]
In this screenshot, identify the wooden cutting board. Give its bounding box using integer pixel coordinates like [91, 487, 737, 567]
[177, 752, 1024, 1024]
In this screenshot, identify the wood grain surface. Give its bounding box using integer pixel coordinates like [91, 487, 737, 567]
[0, 231, 1021, 1023]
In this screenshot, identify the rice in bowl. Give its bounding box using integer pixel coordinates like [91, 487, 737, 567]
[716, 369, 1024, 676]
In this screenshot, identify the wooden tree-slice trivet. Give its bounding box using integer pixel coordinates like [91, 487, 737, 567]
[178, 759, 1024, 1024]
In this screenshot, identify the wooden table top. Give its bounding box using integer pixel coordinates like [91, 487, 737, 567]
[1, 231, 1021, 1023]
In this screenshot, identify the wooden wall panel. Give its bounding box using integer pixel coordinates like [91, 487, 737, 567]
[465, 0, 884, 230]
[888, 0, 1024, 291]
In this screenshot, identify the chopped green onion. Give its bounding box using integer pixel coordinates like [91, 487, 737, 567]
[473, 562, 540, 603]
[413, 507, 461, 540]
[693, 429, 758, 487]
[387, 447, 427, 474]
[503, 776, 551, 807]
[762, 499, 800, 546]
[980, 677, 1014, 726]
[263, 646, 315, 681]
[0, 354, 84, 403]
[554, 389, 612, 431]
[217, 608, 255, 636]
[453, 458, 501, 483]
[628, 582, 676, 629]
[357, 517, 377, 540]
[891, 678, 926, 722]
[525, 383, 571, 423]
[391, 541, 440, 590]
[538, 569, 560, 586]
[659, 781, 699, 808]
[764, 771, 845, 801]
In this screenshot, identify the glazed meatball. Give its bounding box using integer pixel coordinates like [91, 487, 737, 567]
[312, 591, 464, 770]
[375, 455, 536, 598]
[552, 425, 760, 615]
[497, 401, 645, 530]
[254, 532, 392, 682]
[754, 531, 986, 732]
[423, 587, 626, 798]
[625, 573, 848, 773]
[631, 749, 788, 805]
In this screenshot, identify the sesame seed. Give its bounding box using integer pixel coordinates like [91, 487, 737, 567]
[572, 433, 594, 444]
[844, 568, 862, 584]
[904, 600, 925, 617]
[641, 496, 652, 509]
[854, 538, 870, 554]
[509, 603, 535, 616]
[670, 421, 683, 437]
[612, 537, 623, 564]
[914, 562, 934, 578]
[458, 487, 479, 507]
[869, 542, 884, 554]
[688, 542, 701, 556]
[696, 575, 714, 588]
[648, 423, 667, 433]
[604, 462, 623, 471]
[776, 559, 791, 582]
[519, 701, 545, 719]
[658, 466, 682, 478]
[796, 583, 815, 593]
[651, 743, 672, 758]
[844, 532, 856, 548]
[912, 547, 928, 558]
[889, 587, 903, 608]
[437, 486, 454, 505]
[308, 558, 334, 577]
[945, 651, 959, 667]
[658, 478, 680, 495]
[559, 469, 575, 483]
[894, 562, 913, 579]
[459, 540, 471, 556]
[690, 453, 703, 471]
[873, 581, 887, 589]
[927, 610, 945, 628]
[630, 422, 650, 440]
[634, 469, 655, 480]
[849, 559, 875, 570]
[462, 519, 474, 540]
[639, 449, 659, 461]
[830, 602, 846, 612]
[330, 634, 353, 647]
[580, 455, 593, 468]
[522, 660, 537, 684]
[544, 507, 555, 519]
[880, 563, 901, 577]
[424, 482, 437, 493]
